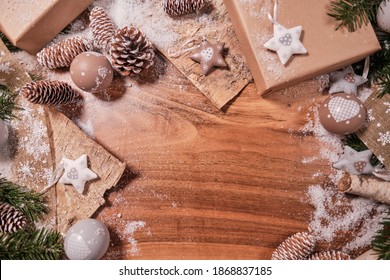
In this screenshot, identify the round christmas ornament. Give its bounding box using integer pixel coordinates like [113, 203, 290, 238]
[377, 0, 390, 33]
[318, 93, 366, 135]
[70, 52, 113, 93]
[0, 119, 9, 147]
[64, 218, 110, 260]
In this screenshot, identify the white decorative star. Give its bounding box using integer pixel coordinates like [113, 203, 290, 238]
[59, 154, 98, 194]
[333, 146, 374, 175]
[263, 23, 307, 65]
[329, 66, 367, 94]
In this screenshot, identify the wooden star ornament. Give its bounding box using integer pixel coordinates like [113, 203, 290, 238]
[190, 39, 228, 75]
[59, 154, 98, 194]
[333, 146, 374, 175]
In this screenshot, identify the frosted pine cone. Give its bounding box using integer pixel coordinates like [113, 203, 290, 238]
[110, 26, 155, 76]
[89, 6, 116, 51]
[37, 37, 93, 69]
[21, 81, 80, 106]
[309, 251, 351, 260]
[271, 232, 316, 260]
[0, 202, 28, 233]
[163, 0, 206, 17]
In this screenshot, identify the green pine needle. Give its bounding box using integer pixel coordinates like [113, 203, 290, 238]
[0, 177, 49, 223]
[0, 32, 20, 53]
[0, 86, 20, 121]
[372, 211, 390, 260]
[0, 228, 63, 260]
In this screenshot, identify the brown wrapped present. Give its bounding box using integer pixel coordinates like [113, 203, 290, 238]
[0, 0, 92, 54]
[224, 0, 381, 95]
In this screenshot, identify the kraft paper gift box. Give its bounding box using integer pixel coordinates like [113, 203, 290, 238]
[223, 0, 381, 95]
[0, 0, 93, 54]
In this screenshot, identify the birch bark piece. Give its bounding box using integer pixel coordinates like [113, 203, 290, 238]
[355, 249, 379, 260]
[338, 172, 390, 205]
[159, 0, 252, 109]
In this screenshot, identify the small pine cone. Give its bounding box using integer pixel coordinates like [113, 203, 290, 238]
[21, 81, 79, 106]
[0, 202, 28, 233]
[309, 251, 351, 260]
[110, 26, 155, 77]
[163, 0, 206, 17]
[89, 6, 116, 51]
[37, 37, 93, 69]
[272, 232, 316, 260]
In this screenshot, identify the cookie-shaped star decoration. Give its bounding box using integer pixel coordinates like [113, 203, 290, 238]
[190, 39, 228, 75]
[59, 154, 98, 194]
[333, 146, 374, 175]
[329, 66, 367, 95]
[263, 23, 307, 65]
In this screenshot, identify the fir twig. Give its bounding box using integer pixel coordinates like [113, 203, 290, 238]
[372, 211, 390, 260]
[0, 32, 20, 53]
[0, 228, 63, 260]
[0, 177, 48, 223]
[0, 85, 20, 121]
[343, 133, 380, 165]
[328, 0, 382, 32]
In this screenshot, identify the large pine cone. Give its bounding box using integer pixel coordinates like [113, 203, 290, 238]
[37, 37, 93, 69]
[21, 81, 80, 106]
[309, 251, 351, 260]
[89, 6, 116, 51]
[163, 0, 206, 17]
[0, 202, 28, 233]
[271, 232, 316, 260]
[110, 26, 155, 77]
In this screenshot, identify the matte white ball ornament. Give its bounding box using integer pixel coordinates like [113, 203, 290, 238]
[64, 218, 110, 260]
[377, 0, 390, 33]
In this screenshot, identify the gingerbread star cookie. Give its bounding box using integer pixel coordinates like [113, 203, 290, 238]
[329, 66, 367, 95]
[263, 23, 307, 65]
[190, 39, 228, 75]
[333, 146, 374, 175]
[59, 154, 98, 194]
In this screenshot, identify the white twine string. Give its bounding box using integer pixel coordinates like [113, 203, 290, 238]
[267, 0, 278, 25]
[40, 160, 64, 194]
[362, 56, 370, 79]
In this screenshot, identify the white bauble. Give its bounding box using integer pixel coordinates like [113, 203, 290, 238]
[377, 0, 390, 32]
[64, 219, 110, 260]
[0, 119, 9, 147]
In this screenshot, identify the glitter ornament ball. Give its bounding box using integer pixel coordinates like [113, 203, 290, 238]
[70, 52, 113, 93]
[64, 218, 110, 260]
[377, 0, 390, 33]
[318, 93, 366, 135]
[0, 119, 9, 147]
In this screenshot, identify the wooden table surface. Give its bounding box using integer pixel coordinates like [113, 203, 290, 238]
[73, 54, 334, 260]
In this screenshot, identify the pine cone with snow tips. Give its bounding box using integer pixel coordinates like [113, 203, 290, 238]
[309, 251, 351, 260]
[272, 232, 316, 260]
[89, 6, 116, 51]
[37, 37, 93, 69]
[163, 0, 206, 16]
[110, 26, 155, 76]
[0, 202, 28, 233]
[21, 81, 80, 106]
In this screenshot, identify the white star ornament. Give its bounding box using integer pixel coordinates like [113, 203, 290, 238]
[333, 146, 374, 175]
[329, 66, 367, 95]
[264, 24, 307, 65]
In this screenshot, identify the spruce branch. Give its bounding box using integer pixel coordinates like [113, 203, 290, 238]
[0, 85, 20, 121]
[0, 177, 48, 223]
[0, 32, 20, 53]
[0, 228, 63, 260]
[328, 0, 382, 32]
[372, 211, 390, 260]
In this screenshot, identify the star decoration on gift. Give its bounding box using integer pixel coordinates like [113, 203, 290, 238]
[263, 23, 307, 65]
[329, 66, 367, 95]
[333, 146, 374, 175]
[59, 154, 98, 194]
[190, 39, 228, 75]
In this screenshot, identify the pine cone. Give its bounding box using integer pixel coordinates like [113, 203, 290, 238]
[0, 202, 28, 233]
[163, 0, 206, 17]
[37, 37, 93, 69]
[271, 232, 316, 260]
[309, 251, 351, 260]
[89, 6, 116, 51]
[21, 81, 80, 106]
[110, 26, 155, 76]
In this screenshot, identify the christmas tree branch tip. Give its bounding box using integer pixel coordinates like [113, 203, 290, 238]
[0, 85, 21, 121]
[372, 210, 390, 260]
